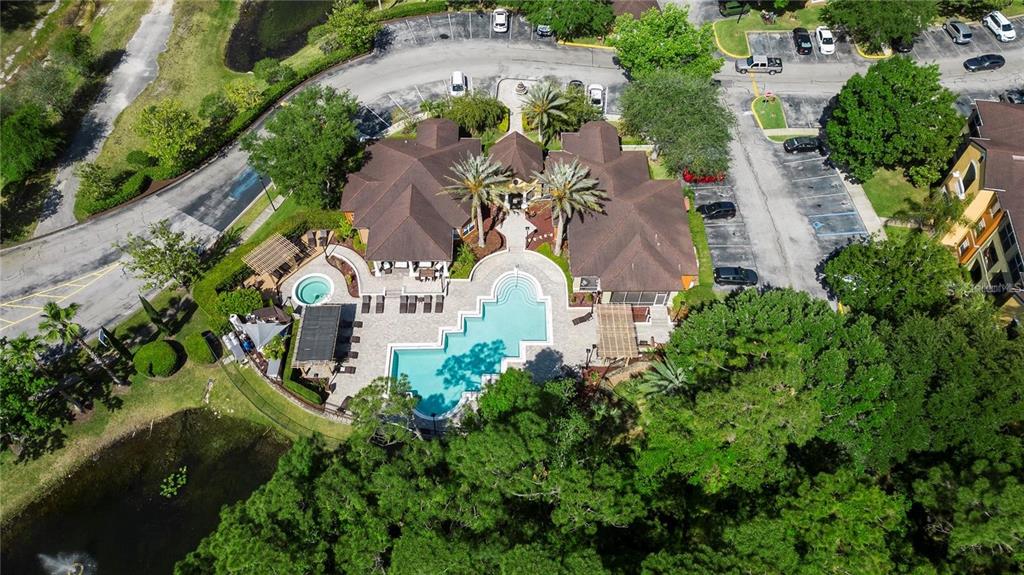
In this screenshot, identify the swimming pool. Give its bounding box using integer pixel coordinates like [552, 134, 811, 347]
[389, 272, 550, 417]
[293, 274, 333, 305]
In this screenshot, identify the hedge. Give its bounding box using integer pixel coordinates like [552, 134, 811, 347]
[215, 288, 264, 317]
[183, 333, 216, 364]
[133, 340, 181, 377]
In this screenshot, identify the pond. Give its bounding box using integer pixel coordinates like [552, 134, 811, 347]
[0, 409, 289, 574]
[225, 0, 333, 72]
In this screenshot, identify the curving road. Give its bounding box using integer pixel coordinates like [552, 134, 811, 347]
[1, 13, 1021, 337]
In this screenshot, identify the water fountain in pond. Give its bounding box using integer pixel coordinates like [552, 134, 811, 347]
[37, 552, 97, 575]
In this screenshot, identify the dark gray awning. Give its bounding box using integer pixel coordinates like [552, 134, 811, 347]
[294, 305, 344, 364]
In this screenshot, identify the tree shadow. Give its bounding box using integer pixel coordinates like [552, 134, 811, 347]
[204, 227, 243, 268]
[165, 296, 198, 335]
[522, 347, 566, 382]
[436, 339, 507, 392]
[0, 1, 44, 32]
[92, 49, 126, 77]
[0, 176, 48, 244]
[374, 26, 395, 54]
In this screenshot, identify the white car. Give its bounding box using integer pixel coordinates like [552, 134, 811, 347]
[815, 26, 835, 55]
[587, 84, 605, 111]
[450, 71, 468, 97]
[984, 11, 1017, 42]
[492, 9, 509, 33]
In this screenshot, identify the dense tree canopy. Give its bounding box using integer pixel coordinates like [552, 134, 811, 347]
[116, 219, 206, 290]
[322, 0, 380, 54]
[0, 103, 59, 188]
[822, 0, 937, 52]
[521, 0, 615, 40]
[135, 99, 205, 168]
[180, 236, 1023, 574]
[608, 5, 722, 80]
[620, 70, 735, 176]
[825, 57, 962, 186]
[242, 85, 364, 208]
[0, 336, 68, 458]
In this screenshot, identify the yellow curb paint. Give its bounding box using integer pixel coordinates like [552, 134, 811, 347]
[712, 21, 751, 58]
[750, 98, 765, 130]
[854, 41, 890, 60]
[557, 40, 615, 51]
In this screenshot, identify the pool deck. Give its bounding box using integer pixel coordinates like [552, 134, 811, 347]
[316, 213, 598, 411]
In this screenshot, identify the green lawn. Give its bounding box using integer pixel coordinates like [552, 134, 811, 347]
[536, 242, 572, 293]
[97, 0, 244, 173]
[862, 168, 929, 219]
[713, 6, 823, 57]
[752, 96, 787, 130]
[676, 190, 718, 308]
[648, 158, 674, 180]
[883, 224, 917, 242]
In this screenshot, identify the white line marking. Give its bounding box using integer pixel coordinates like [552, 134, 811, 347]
[791, 174, 840, 182]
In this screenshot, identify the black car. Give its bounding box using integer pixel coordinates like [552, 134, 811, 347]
[719, 0, 750, 17]
[714, 266, 758, 286]
[567, 79, 584, 91]
[536, 24, 553, 37]
[999, 89, 1024, 104]
[697, 201, 737, 220]
[793, 28, 813, 55]
[964, 54, 1005, 72]
[891, 36, 914, 53]
[783, 136, 820, 153]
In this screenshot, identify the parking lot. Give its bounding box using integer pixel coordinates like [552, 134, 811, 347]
[747, 31, 860, 63]
[908, 15, 1024, 62]
[383, 12, 556, 50]
[692, 181, 758, 271]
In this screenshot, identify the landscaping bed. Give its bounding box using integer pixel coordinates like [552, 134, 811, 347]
[752, 96, 787, 130]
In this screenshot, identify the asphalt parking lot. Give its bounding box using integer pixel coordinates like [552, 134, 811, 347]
[747, 31, 859, 63]
[383, 12, 556, 50]
[691, 182, 758, 271]
[909, 15, 1024, 63]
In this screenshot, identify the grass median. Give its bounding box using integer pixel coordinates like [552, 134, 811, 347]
[713, 6, 823, 57]
[752, 96, 787, 130]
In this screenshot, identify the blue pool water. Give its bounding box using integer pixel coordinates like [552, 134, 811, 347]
[295, 276, 331, 305]
[390, 274, 548, 416]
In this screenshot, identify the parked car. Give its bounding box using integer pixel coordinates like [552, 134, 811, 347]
[793, 28, 813, 55]
[964, 54, 1006, 72]
[567, 79, 584, 91]
[697, 201, 737, 220]
[719, 0, 750, 17]
[783, 136, 821, 153]
[984, 10, 1016, 42]
[891, 36, 915, 53]
[536, 24, 552, 37]
[815, 26, 836, 55]
[587, 84, 605, 111]
[999, 89, 1024, 104]
[714, 266, 759, 286]
[943, 19, 973, 44]
[450, 71, 468, 96]
[492, 8, 509, 33]
[735, 55, 783, 74]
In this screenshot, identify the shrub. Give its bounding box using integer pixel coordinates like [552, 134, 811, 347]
[183, 333, 216, 364]
[133, 340, 180, 377]
[253, 58, 296, 85]
[264, 335, 286, 360]
[126, 150, 158, 168]
[442, 93, 507, 137]
[119, 171, 152, 198]
[450, 243, 477, 279]
[215, 288, 264, 317]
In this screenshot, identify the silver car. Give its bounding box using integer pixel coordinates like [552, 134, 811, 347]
[944, 20, 973, 44]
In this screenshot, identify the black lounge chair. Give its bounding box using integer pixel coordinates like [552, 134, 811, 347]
[361, 296, 371, 314]
[353, 320, 363, 328]
[572, 312, 593, 326]
[339, 396, 352, 412]
[317, 230, 329, 247]
[346, 351, 359, 359]
[375, 295, 384, 313]
[423, 295, 432, 313]
[341, 366, 356, 374]
[435, 295, 444, 313]
[399, 295, 408, 314]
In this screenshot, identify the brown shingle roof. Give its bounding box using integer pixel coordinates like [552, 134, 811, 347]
[490, 131, 543, 178]
[973, 101, 1024, 233]
[612, 0, 660, 18]
[341, 119, 480, 261]
[554, 121, 698, 292]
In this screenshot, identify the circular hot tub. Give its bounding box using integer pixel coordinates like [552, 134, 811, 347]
[292, 274, 334, 306]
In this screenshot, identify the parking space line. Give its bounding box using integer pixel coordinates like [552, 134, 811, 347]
[816, 230, 868, 237]
[781, 156, 826, 165]
[448, 12, 454, 39]
[403, 20, 418, 45]
[414, 84, 425, 103]
[812, 211, 859, 218]
[703, 222, 747, 227]
[791, 174, 840, 182]
[800, 191, 849, 200]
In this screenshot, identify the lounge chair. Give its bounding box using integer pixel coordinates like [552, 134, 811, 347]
[423, 295, 432, 313]
[350, 336, 360, 344]
[341, 366, 356, 374]
[572, 312, 593, 326]
[375, 295, 384, 313]
[353, 320, 363, 328]
[346, 351, 359, 359]
[361, 295, 371, 314]
[339, 396, 352, 412]
[317, 230, 329, 247]
[399, 295, 408, 314]
[435, 295, 444, 313]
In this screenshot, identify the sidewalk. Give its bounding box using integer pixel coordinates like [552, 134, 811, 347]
[838, 175, 886, 239]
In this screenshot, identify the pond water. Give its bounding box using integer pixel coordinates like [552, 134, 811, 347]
[0, 409, 289, 574]
[225, 0, 333, 72]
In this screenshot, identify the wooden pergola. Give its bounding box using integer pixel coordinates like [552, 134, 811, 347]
[242, 233, 302, 276]
[595, 304, 639, 359]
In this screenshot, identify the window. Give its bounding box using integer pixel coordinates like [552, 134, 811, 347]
[989, 201, 1001, 219]
[976, 218, 988, 236]
[951, 170, 966, 199]
[984, 243, 999, 270]
[999, 221, 1018, 248]
[962, 161, 978, 192]
[970, 261, 983, 283]
[1010, 253, 1024, 283]
[959, 238, 971, 256]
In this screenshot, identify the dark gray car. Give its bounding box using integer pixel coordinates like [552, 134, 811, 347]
[714, 266, 758, 286]
[964, 54, 1005, 72]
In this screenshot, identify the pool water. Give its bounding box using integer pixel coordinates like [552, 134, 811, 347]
[390, 274, 548, 416]
[295, 276, 331, 305]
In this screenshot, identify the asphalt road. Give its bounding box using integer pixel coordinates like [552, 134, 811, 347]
[33, 0, 175, 236]
[2, 13, 1022, 337]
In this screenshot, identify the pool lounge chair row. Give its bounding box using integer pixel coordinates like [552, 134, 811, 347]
[399, 295, 445, 314]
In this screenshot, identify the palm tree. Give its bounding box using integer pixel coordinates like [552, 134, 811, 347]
[533, 159, 605, 256]
[521, 82, 568, 143]
[443, 153, 510, 248]
[39, 302, 127, 387]
[640, 360, 691, 397]
[2, 334, 85, 413]
[893, 190, 968, 238]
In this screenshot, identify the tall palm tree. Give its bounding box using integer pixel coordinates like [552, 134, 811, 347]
[2, 334, 85, 413]
[533, 159, 605, 256]
[893, 189, 968, 238]
[443, 153, 510, 248]
[640, 360, 691, 397]
[39, 302, 127, 387]
[521, 82, 568, 143]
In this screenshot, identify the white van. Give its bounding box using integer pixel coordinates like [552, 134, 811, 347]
[450, 71, 468, 97]
[984, 11, 1017, 42]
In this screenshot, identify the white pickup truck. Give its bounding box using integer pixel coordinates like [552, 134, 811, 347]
[735, 55, 783, 75]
